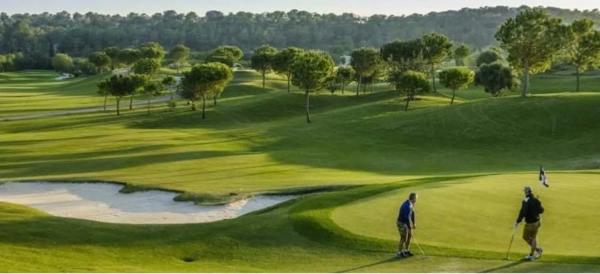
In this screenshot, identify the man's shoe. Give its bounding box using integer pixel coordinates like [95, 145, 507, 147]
[535, 247, 543, 258]
[524, 255, 536, 261]
[404, 251, 414, 257]
[395, 252, 405, 258]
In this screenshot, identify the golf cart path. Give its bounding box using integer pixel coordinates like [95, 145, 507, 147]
[1, 95, 175, 122]
[0, 182, 295, 224]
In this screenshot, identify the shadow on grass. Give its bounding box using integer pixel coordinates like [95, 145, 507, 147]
[481, 259, 526, 273]
[336, 256, 398, 273]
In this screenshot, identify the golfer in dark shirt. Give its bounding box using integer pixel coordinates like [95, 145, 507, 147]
[515, 186, 544, 261]
[396, 192, 417, 257]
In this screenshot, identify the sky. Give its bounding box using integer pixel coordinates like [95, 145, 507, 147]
[2, 0, 598, 16]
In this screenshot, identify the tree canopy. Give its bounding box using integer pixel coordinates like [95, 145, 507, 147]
[250, 45, 278, 88]
[290, 51, 335, 123]
[496, 8, 569, 96]
[273, 47, 304, 93]
[566, 19, 600, 91]
[438, 67, 475, 104]
[475, 62, 519, 97]
[180, 62, 233, 119]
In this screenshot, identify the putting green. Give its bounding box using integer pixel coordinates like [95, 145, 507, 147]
[331, 173, 600, 256]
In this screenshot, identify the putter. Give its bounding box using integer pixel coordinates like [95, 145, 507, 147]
[412, 232, 426, 257]
[505, 224, 519, 260]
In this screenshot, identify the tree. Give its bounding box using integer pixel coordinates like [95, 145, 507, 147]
[51, 53, 73, 73]
[336, 66, 355, 94]
[169, 44, 190, 74]
[133, 58, 161, 75]
[138, 42, 166, 61]
[179, 63, 233, 119]
[381, 39, 425, 72]
[97, 80, 109, 111]
[422, 33, 453, 93]
[567, 19, 600, 92]
[118, 48, 142, 68]
[453, 44, 470, 66]
[141, 81, 164, 114]
[438, 68, 475, 104]
[272, 47, 304, 93]
[290, 51, 335, 123]
[250, 45, 278, 88]
[98, 75, 146, 115]
[324, 75, 341, 94]
[350, 48, 380, 96]
[395, 70, 430, 111]
[476, 50, 502, 67]
[88, 51, 111, 73]
[104, 47, 121, 69]
[475, 63, 519, 97]
[206, 45, 244, 67]
[162, 76, 178, 100]
[495, 8, 568, 97]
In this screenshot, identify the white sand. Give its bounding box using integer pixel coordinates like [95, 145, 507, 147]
[0, 182, 295, 224]
[54, 73, 73, 80]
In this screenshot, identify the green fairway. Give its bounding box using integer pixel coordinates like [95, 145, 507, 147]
[1, 69, 599, 272]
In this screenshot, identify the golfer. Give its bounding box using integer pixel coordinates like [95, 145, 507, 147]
[396, 192, 417, 258]
[515, 186, 544, 261]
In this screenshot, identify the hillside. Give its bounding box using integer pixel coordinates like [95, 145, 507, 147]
[1, 6, 599, 58]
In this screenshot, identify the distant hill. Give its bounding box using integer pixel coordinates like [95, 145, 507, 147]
[1, 6, 599, 57]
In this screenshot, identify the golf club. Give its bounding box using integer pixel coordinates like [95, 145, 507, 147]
[505, 223, 519, 260]
[412, 231, 426, 257]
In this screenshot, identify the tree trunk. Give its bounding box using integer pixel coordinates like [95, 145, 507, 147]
[341, 80, 345, 94]
[405, 92, 411, 111]
[431, 64, 437, 93]
[103, 94, 108, 111]
[287, 74, 291, 93]
[191, 101, 196, 111]
[116, 97, 121, 116]
[522, 62, 530, 97]
[129, 96, 134, 110]
[202, 96, 206, 120]
[576, 66, 581, 92]
[213, 95, 217, 106]
[450, 90, 456, 105]
[262, 71, 266, 88]
[356, 76, 361, 96]
[305, 89, 311, 123]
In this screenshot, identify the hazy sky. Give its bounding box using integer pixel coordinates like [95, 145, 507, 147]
[2, 0, 599, 16]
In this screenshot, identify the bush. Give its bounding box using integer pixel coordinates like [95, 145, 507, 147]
[52, 53, 74, 73]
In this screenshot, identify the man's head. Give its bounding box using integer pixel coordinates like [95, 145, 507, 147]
[408, 192, 418, 204]
[523, 186, 533, 196]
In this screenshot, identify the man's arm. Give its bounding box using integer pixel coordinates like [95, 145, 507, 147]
[411, 209, 415, 229]
[516, 200, 527, 224]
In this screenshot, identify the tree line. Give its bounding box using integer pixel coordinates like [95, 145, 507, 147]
[1, 6, 600, 71]
[94, 8, 599, 122]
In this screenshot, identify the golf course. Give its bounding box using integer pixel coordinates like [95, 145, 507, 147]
[1, 67, 599, 272]
[1, 3, 600, 272]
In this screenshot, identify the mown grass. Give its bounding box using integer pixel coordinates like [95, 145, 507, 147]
[332, 173, 600, 256]
[0, 69, 599, 272]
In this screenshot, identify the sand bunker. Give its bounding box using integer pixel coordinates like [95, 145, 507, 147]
[0, 182, 295, 224]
